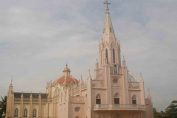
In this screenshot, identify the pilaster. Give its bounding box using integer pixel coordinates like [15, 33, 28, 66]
[30, 93, 32, 118]
[20, 93, 24, 117]
[38, 94, 42, 118]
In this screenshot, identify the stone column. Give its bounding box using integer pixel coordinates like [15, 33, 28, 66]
[20, 93, 24, 117]
[30, 94, 33, 118]
[38, 94, 42, 118]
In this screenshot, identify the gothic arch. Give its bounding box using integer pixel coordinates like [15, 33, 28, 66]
[14, 108, 18, 117]
[132, 95, 137, 104]
[33, 109, 37, 117]
[24, 108, 28, 117]
[113, 48, 115, 63]
[114, 93, 120, 104]
[96, 94, 101, 104]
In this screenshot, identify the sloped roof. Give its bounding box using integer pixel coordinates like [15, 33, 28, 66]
[128, 73, 138, 82]
[128, 73, 139, 88]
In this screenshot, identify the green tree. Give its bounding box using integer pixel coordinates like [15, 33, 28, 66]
[0, 96, 7, 118]
[166, 100, 177, 118]
[153, 108, 164, 118]
[153, 108, 168, 118]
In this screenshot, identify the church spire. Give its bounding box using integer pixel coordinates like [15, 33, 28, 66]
[102, 0, 116, 43]
[98, 0, 121, 66]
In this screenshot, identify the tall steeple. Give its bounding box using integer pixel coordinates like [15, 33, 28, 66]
[98, 0, 121, 67]
[102, 0, 116, 43]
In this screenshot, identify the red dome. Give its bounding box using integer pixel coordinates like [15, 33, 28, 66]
[56, 75, 79, 85]
[54, 65, 79, 85]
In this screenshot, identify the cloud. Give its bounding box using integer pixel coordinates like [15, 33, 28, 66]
[115, 0, 177, 110]
[0, 0, 177, 111]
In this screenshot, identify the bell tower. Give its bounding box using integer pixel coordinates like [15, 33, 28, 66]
[98, 0, 121, 71]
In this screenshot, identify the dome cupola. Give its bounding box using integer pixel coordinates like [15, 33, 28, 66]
[55, 65, 78, 86]
[63, 64, 71, 77]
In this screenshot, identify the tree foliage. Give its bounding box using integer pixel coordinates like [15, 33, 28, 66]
[153, 108, 166, 118]
[154, 100, 177, 118]
[0, 96, 7, 118]
[165, 100, 177, 118]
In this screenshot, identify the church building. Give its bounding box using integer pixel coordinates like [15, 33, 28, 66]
[6, 1, 153, 118]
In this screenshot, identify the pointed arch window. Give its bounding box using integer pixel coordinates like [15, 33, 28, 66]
[114, 93, 120, 104]
[132, 95, 137, 104]
[113, 64, 118, 74]
[14, 108, 18, 117]
[96, 94, 101, 104]
[24, 108, 28, 117]
[33, 109, 37, 117]
[113, 48, 115, 63]
[106, 49, 108, 64]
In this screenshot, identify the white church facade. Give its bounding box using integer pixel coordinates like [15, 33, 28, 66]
[6, 1, 153, 118]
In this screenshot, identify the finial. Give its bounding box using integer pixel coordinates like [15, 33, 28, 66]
[80, 74, 83, 85]
[88, 69, 92, 80]
[122, 56, 127, 67]
[104, 0, 111, 13]
[148, 88, 150, 95]
[80, 74, 83, 80]
[11, 79, 13, 85]
[10, 77, 13, 87]
[96, 59, 99, 68]
[140, 72, 143, 77]
[147, 88, 152, 99]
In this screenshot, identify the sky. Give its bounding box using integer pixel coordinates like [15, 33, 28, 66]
[0, 0, 177, 111]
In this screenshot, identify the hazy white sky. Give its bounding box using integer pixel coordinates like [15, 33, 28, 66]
[0, 0, 177, 111]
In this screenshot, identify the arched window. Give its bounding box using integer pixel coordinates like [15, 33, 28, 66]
[113, 64, 118, 74]
[14, 108, 18, 117]
[114, 93, 120, 104]
[96, 94, 101, 104]
[24, 108, 28, 117]
[132, 95, 137, 104]
[33, 109, 37, 117]
[106, 49, 108, 64]
[113, 48, 115, 63]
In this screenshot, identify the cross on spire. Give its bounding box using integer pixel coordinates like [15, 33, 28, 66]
[104, 0, 111, 13]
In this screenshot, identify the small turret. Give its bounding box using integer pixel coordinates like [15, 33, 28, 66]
[8, 80, 13, 94]
[6, 80, 14, 118]
[63, 64, 71, 77]
[122, 56, 127, 68]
